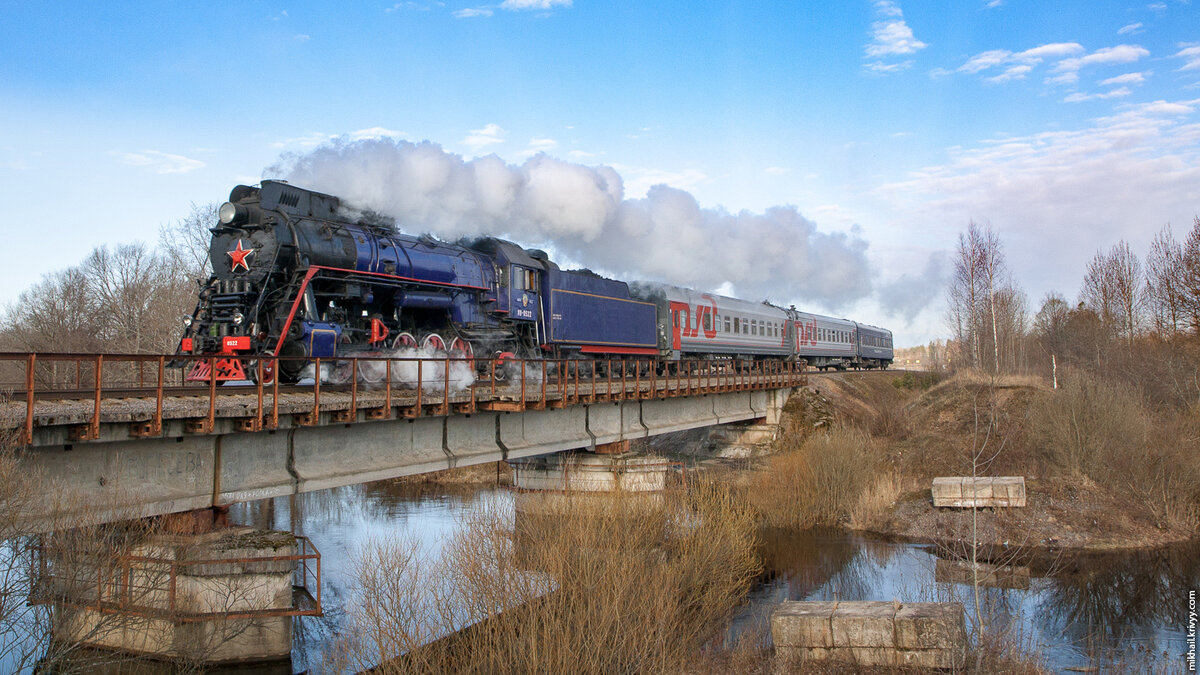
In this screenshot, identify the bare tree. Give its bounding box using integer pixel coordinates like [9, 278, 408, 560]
[947, 222, 986, 370]
[0, 269, 102, 353]
[979, 226, 1008, 374]
[1145, 225, 1184, 334]
[158, 202, 218, 284]
[946, 222, 1025, 375]
[2, 243, 194, 355]
[1181, 217, 1200, 333]
[1034, 293, 1070, 387]
[1108, 240, 1143, 352]
[1080, 249, 1117, 332]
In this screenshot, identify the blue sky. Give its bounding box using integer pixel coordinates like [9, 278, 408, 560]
[2, 0, 1198, 346]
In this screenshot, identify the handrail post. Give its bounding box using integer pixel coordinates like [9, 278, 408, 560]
[24, 354, 35, 446]
[520, 360, 526, 410]
[312, 357, 321, 423]
[91, 355, 103, 440]
[443, 356, 450, 414]
[385, 359, 393, 418]
[254, 359, 264, 431]
[154, 356, 165, 434]
[415, 360, 423, 417]
[270, 357, 280, 429]
[350, 358, 359, 421]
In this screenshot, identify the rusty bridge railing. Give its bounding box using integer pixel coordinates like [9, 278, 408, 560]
[0, 353, 806, 445]
[29, 534, 322, 621]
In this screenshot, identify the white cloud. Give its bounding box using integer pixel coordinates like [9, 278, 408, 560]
[866, 60, 912, 73]
[1177, 45, 1200, 71]
[272, 132, 337, 148]
[958, 43, 1084, 81]
[864, 1, 926, 73]
[1148, 2, 1167, 11]
[609, 164, 708, 198]
[350, 127, 406, 140]
[294, 34, 310, 41]
[385, 1, 443, 11]
[1117, 22, 1143, 35]
[500, 0, 571, 9]
[764, 166, 790, 176]
[986, 64, 1033, 83]
[1015, 42, 1085, 61]
[866, 18, 927, 57]
[1050, 44, 1150, 82]
[872, 98, 1200, 301]
[984, 0, 1003, 7]
[959, 49, 1011, 74]
[1100, 72, 1147, 86]
[1063, 87, 1133, 102]
[568, 149, 597, 159]
[453, 8, 492, 17]
[519, 137, 558, 157]
[116, 150, 205, 174]
[461, 123, 506, 151]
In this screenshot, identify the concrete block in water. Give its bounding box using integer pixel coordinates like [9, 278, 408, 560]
[772, 600, 966, 669]
[831, 602, 896, 647]
[771, 601, 836, 648]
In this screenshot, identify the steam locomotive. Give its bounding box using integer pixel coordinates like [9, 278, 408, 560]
[177, 181, 891, 382]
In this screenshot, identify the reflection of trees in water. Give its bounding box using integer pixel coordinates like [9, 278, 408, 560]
[228, 482, 507, 670]
[1035, 539, 1200, 655]
[756, 528, 881, 601]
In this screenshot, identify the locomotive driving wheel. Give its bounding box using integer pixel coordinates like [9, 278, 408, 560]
[449, 337, 474, 361]
[421, 333, 446, 353]
[391, 332, 418, 351]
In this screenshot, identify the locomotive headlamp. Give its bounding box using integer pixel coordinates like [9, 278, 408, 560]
[232, 311, 245, 326]
[218, 202, 249, 225]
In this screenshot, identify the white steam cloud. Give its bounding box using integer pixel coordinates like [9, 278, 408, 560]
[267, 138, 873, 308]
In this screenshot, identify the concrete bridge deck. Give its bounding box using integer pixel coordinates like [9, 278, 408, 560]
[0, 353, 803, 529]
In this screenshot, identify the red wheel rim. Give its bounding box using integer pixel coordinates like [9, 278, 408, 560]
[449, 337, 474, 359]
[391, 333, 418, 350]
[421, 334, 446, 352]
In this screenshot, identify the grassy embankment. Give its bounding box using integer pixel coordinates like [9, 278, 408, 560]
[745, 368, 1200, 551]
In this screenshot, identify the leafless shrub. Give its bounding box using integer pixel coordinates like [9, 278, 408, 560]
[335, 480, 759, 674]
[1028, 371, 1148, 480]
[747, 428, 879, 530]
[1028, 371, 1200, 531]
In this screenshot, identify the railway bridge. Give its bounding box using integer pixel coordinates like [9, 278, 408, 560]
[2, 352, 804, 529]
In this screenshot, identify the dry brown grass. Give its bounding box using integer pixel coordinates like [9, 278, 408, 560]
[334, 480, 760, 674]
[747, 428, 881, 530]
[1028, 371, 1200, 532]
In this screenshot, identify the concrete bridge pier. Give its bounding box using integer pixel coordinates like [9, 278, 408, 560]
[38, 517, 320, 670]
[508, 442, 675, 493]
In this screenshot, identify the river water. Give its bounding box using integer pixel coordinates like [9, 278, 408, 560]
[229, 481, 1198, 674]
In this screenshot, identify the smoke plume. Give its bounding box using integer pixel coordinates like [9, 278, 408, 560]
[268, 138, 872, 308]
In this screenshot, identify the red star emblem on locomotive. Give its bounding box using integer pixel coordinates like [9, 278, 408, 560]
[227, 239, 255, 272]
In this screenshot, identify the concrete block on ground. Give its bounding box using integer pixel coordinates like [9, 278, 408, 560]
[932, 476, 1026, 508]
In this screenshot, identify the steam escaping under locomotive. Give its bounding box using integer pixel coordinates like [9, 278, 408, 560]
[177, 180, 892, 382]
